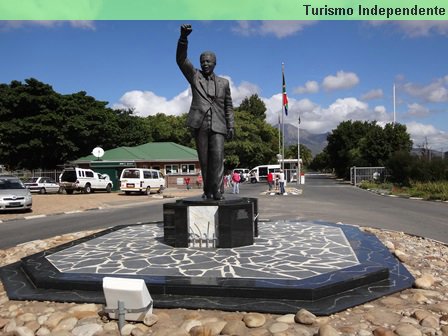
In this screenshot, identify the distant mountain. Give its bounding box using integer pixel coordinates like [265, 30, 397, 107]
[279, 123, 328, 156]
[411, 148, 447, 159]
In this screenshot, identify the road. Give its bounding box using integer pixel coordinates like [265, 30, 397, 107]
[258, 174, 448, 243]
[0, 174, 447, 249]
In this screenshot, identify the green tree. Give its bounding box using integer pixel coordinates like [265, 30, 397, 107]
[236, 94, 267, 120]
[386, 150, 414, 185]
[325, 120, 413, 179]
[145, 113, 195, 148]
[114, 109, 153, 147]
[284, 144, 313, 167]
[0, 78, 154, 169]
[224, 110, 278, 170]
[359, 123, 412, 167]
[326, 120, 372, 178]
[309, 150, 331, 172]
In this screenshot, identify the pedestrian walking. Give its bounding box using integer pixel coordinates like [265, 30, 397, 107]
[232, 171, 240, 194]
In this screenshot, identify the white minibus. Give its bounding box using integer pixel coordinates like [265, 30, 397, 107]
[120, 168, 165, 195]
[249, 164, 280, 183]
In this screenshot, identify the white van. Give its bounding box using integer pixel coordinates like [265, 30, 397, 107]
[120, 168, 165, 195]
[249, 164, 280, 183]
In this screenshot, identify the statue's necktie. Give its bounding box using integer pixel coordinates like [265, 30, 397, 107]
[207, 77, 215, 97]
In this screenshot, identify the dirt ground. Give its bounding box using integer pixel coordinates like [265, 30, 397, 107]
[0, 188, 203, 221]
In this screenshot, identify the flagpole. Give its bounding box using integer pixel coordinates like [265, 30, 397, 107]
[393, 84, 396, 125]
[278, 109, 281, 160]
[281, 63, 285, 173]
[297, 115, 301, 185]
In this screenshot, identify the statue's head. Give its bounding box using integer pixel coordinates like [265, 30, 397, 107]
[200, 51, 216, 77]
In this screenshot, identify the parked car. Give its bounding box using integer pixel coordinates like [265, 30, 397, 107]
[120, 168, 165, 195]
[0, 175, 33, 212]
[24, 177, 62, 194]
[59, 167, 113, 194]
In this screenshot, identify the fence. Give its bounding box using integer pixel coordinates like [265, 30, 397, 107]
[350, 166, 388, 186]
[6, 169, 63, 182]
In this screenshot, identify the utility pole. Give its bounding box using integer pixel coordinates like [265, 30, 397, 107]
[393, 84, 396, 125]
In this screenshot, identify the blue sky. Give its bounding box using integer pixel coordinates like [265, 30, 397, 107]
[1, 20, 448, 150]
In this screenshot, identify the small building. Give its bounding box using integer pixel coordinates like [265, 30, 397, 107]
[74, 142, 201, 189]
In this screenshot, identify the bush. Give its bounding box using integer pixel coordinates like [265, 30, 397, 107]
[387, 152, 448, 184]
[386, 151, 413, 185]
[410, 181, 448, 201]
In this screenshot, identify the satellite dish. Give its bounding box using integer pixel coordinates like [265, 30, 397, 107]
[92, 147, 105, 160]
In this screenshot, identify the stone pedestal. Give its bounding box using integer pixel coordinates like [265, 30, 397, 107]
[163, 195, 258, 248]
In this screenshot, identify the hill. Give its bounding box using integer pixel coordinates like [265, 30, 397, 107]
[277, 123, 328, 156]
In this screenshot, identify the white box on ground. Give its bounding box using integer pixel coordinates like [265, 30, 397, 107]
[103, 277, 153, 321]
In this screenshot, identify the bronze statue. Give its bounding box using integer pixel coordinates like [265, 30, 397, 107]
[176, 24, 234, 200]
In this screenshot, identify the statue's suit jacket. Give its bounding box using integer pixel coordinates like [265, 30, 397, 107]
[176, 38, 234, 134]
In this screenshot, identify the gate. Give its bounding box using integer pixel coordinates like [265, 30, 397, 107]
[350, 166, 388, 186]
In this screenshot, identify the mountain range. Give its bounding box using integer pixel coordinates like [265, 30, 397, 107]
[276, 124, 448, 159]
[278, 123, 328, 156]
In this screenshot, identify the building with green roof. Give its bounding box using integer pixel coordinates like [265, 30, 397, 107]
[74, 142, 200, 189]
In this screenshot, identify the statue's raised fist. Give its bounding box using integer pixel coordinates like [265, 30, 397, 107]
[180, 24, 192, 38]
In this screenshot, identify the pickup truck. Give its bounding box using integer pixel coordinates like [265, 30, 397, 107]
[59, 167, 113, 194]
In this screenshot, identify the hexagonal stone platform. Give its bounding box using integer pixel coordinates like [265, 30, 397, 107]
[0, 220, 414, 315]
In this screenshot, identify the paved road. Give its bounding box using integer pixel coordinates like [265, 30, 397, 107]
[0, 174, 447, 249]
[257, 174, 448, 243]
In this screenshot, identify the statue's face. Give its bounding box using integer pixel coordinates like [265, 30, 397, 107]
[200, 53, 216, 76]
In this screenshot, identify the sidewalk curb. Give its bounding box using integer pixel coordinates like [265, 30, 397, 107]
[0, 192, 198, 223]
[362, 187, 448, 203]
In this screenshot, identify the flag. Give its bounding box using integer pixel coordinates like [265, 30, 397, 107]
[282, 71, 289, 116]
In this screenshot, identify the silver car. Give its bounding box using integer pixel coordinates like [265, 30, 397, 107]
[24, 176, 61, 194]
[0, 175, 33, 212]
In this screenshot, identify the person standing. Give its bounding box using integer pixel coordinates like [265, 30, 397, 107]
[267, 171, 274, 191]
[278, 169, 286, 195]
[176, 24, 234, 200]
[184, 177, 191, 190]
[232, 170, 240, 194]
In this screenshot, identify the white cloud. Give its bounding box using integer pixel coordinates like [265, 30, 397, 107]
[263, 95, 381, 134]
[361, 89, 383, 101]
[406, 121, 448, 149]
[403, 76, 448, 103]
[69, 21, 96, 30]
[322, 71, 360, 91]
[112, 76, 260, 117]
[0, 21, 95, 30]
[294, 81, 319, 94]
[113, 77, 447, 147]
[368, 21, 448, 37]
[112, 89, 191, 117]
[406, 103, 431, 117]
[224, 77, 260, 106]
[232, 21, 317, 38]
